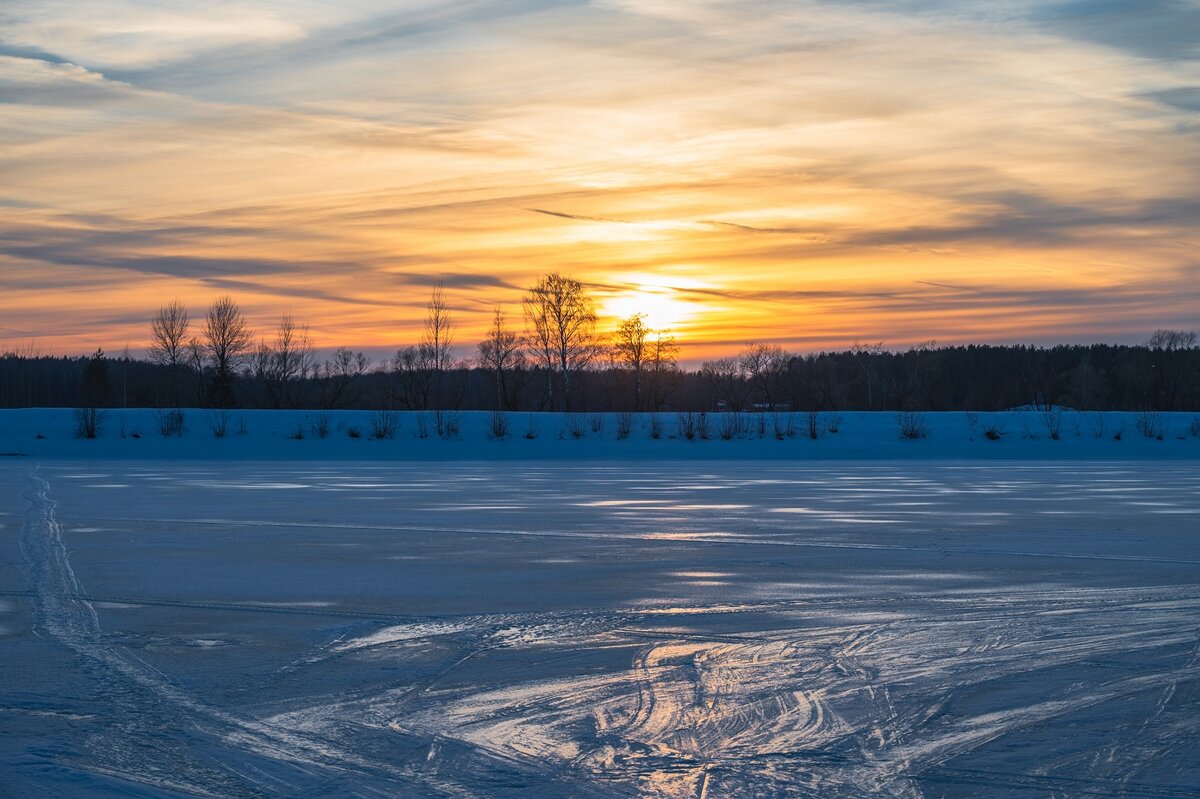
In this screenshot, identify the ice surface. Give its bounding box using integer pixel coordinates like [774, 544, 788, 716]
[2, 460, 1199, 797]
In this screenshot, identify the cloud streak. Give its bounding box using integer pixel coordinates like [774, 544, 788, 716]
[1, 0, 1198, 354]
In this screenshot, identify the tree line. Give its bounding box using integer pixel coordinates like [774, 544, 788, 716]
[2, 274, 1198, 412]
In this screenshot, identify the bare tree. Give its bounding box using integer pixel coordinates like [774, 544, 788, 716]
[901, 340, 938, 409]
[390, 284, 462, 410]
[850, 340, 885, 410]
[523, 273, 597, 412]
[186, 337, 206, 406]
[645, 329, 681, 410]
[423, 283, 463, 411]
[391, 345, 434, 410]
[251, 344, 271, 404]
[739, 343, 789, 409]
[148, 300, 190, 406]
[699, 356, 748, 411]
[275, 315, 315, 393]
[612, 313, 649, 410]
[253, 314, 315, 408]
[203, 295, 253, 407]
[1146, 329, 1198, 409]
[1147, 329, 1198, 351]
[524, 296, 558, 410]
[478, 306, 524, 410]
[612, 313, 679, 410]
[315, 347, 370, 409]
[421, 283, 455, 374]
[148, 300, 190, 368]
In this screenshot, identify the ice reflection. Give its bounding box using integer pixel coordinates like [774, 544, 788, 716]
[19, 460, 1200, 798]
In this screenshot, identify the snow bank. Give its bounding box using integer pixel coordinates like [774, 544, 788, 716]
[2, 408, 1197, 461]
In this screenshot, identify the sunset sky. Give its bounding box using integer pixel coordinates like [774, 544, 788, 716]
[2, 0, 1198, 360]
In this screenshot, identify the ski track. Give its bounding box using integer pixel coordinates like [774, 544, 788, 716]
[17, 469, 536, 798]
[10, 464, 1200, 797]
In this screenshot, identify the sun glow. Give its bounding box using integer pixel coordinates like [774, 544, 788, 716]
[2, 1, 1197, 355]
[600, 282, 698, 334]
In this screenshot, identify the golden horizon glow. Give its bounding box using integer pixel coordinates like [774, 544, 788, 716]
[597, 273, 712, 336]
[2, 1, 1198, 359]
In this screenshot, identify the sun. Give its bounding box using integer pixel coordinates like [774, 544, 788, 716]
[600, 281, 695, 333]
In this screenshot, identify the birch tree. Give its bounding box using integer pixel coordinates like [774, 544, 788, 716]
[522, 273, 597, 412]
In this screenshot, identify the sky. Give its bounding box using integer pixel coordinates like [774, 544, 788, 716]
[2, 0, 1199, 360]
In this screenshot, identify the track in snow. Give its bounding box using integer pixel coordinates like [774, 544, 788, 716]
[5, 461, 1200, 798]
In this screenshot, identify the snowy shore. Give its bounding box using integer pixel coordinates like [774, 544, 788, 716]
[2, 408, 1197, 460]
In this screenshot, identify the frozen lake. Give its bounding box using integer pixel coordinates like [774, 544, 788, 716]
[3, 461, 1199, 797]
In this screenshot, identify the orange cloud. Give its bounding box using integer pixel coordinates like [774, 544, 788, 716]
[2, 1, 1198, 358]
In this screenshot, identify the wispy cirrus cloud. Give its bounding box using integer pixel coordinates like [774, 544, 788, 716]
[1, 0, 1198, 354]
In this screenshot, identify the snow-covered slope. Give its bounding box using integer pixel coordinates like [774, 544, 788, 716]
[2, 408, 1197, 460]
